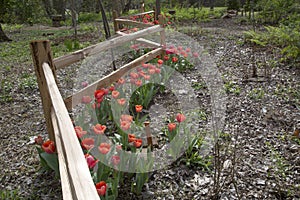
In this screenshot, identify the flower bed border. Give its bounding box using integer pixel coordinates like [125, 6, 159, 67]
[30, 14, 166, 200]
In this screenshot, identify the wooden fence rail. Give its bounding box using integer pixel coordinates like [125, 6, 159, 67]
[31, 11, 166, 199]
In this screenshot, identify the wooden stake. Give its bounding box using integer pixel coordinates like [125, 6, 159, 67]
[30, 40, 57, 142]
[113, 10, 119, 32]
[144, 121, 153, 150]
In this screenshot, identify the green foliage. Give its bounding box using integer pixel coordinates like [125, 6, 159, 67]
[256, 0, 296, 24]
[78, 13, 102, 23]
[164, 7, 226, 22]
[182, 134, 212, 170]
[224, 81, 241, 95]
[0, 0, 48, 24]
[248, 87, 265, 100]
[0, 189, 21, 200]
[244, 14, 300, 61]
[19, 73, 37, 91]
[0, 78, 13, 103]
[64, 39, 81, 52]
[226, 0, 240, 10]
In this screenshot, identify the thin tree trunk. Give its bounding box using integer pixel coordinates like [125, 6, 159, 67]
[155, 0, 161, 20]
[0, 23, 12, 42]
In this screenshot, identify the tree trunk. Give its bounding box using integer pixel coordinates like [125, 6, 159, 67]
[0, 23, 12, 42]
[155, 0, 161, 20]
[53, 0, 66, 20]
[209, 0, 214, 11]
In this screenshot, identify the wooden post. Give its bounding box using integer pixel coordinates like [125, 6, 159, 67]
[158, 15, 166, 57]
[144, 121, 153, 150]
[30, 40, 57, 142]
[113, 10, 119, 32]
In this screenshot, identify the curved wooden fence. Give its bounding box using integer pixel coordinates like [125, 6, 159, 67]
[30, 13, 165, 200]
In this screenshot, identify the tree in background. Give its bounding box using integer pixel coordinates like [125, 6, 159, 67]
[0, 24, 12, 42]
[226, 0, 240, 10]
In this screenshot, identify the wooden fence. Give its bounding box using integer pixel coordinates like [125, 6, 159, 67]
[30, 12, 166, 200]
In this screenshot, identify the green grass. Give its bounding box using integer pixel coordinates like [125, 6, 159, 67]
[162, 7, 226, 22]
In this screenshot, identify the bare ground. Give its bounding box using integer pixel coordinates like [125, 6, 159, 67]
[0, 17, 299, 199]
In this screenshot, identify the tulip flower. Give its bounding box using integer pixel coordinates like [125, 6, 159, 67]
[93, 124, 106, 134]
[95, 181, 107, 196]
[168, 123, 177, 132]
[74, 126, 87, 138]
[111, 90, 120, 99]
[98, 143, 110, 154]
[42, 140, 56, 154]
[81, 138, 95, 150]
[85, 154, 98, 169]
[111, 155, 121, 165]
[176, 113, 186, 123]
[135, 105, 143, 113]
[133, 138, 143, 148]
[81, 96, 92, 104]
[117, 98, 126, 106]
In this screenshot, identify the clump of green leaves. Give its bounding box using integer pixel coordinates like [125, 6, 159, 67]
[244, 13, 300, 61]
[224, 81, 241, 95]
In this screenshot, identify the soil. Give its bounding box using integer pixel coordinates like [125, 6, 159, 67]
[0, 17, 299, 199]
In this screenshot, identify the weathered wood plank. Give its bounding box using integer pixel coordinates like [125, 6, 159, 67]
[115, 19, 153, 28]
[43, 63, 99, 200]
[116, 31, 161, 48]
[64, 47, 164, 110]
[119, 10, 155, 19]
[51, 109, 75, 200]
[53, 25, 162, 70]
[30, 40, 56, 142]
[53, 44, 97, 70]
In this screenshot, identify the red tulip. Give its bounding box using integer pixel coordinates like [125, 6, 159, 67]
[172, 57, 178, 63]
[176, 113, 186, 123]
[133, 138, 143, 148]
[118, 78, 125, 85]
[81, 96, 92, 104]
[128, 134, 136, 143]
[74, 126, 87, 138]
[81, 138, 95, 150]
[98, 143, 110, 154]
[120, 120, 131, 131]
[94, 89, 105, 100]
[111, 155, 121, 165]
[135, 79, 142, 87]
[168, 123, 177, 132]
[93, 124, 106, 134]
[42, 140, 56, 154]
[120, 114, 133, 122]
[117, 98, 126, 106]
[164, 55, 169, 61]
[157, 59, 163, 65]
[111, 90, 120, 99]
[95, 181, 107, 196]
[135, 105, 143, 113]
[85, 154, 98, 169]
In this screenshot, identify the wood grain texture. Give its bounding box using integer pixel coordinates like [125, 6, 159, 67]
[43, 63, 99, 200]
[115, 19, 153, 28]
[51, 109, 74, 200]
[64, 47, 164, 110]
[30, 40, 56, 142]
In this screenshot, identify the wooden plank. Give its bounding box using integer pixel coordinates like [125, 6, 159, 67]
[116, 31, 160, 48]
[113, 10, 119, 32]
[64, 47, 164, 110]
[51, 109, 75, 200]
[91, 25, 162, 55]
[119, 10, 154, 19]
[54, 25, 162, 71]
[30, 40, 57, 142]
[115, 19, 154, 28]
[43, 63, 99, 200]
[53, 44, 97, 70]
